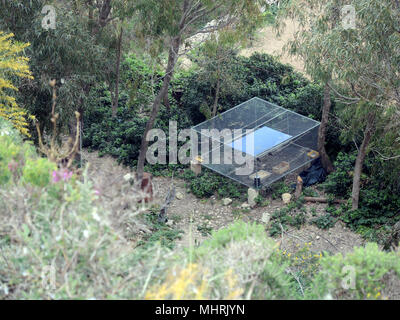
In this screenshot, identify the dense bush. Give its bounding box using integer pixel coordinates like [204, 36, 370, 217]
[176, 168, 246, 200]
[323, 151, 400, 239]
[146, 221, 400, 300]
[309, 243, 400, 300]
[84, 101, 192, 167]
[323, 152, 356, 197]
[176, 53, 327, 125]
[183, 221, 297, 300]
[0, 118, 54, 186]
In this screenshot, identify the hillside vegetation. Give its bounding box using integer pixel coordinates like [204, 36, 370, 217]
[0, 0, 400, 300]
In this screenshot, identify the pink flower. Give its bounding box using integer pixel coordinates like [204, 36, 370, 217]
[52, 170, 61, 183]
[52, 169, 73, 183]
[8, 160, 18, 172]
[62, 170, 73, 182]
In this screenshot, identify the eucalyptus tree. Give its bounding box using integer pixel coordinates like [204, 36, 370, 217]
[74, 0, 140, 117]
[135, 0, 269, 181]
[324, 0, 400, 209]
[278, 0, 400, 209]
[277, 0, 350, 173]
[0, 0, 110, 137]
[188, 32, 244, 118]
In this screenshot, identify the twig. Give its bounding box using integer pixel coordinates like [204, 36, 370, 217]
[140, 245, 161, 298]
[287, 267, 304, 297]
[279, 223, 285, 248]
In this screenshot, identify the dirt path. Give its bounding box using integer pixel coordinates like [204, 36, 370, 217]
[82, 150, 364, 254]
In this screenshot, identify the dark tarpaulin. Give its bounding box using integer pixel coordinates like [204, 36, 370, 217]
[298, 157, 327, 187]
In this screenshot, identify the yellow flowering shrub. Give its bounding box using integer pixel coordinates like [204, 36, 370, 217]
[0, 31, 34, 136]
[145, 263, 243, 300]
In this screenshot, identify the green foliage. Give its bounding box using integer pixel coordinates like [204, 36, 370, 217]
[270, 181, 291, 200]
[178, 53, 326, 126]
[325, 204, 343, 217]
[22, 158, 56, 187]
[84, 101, 192, 168]
[188, 171, 223, 198]
[311, 213, 337, 230]
[0, 122, 169, 299]
[0, 31, 34, 137]
[196, 220, 266, 255]
[185, 169, 246, 200]
[0, 0, 120, 140]
[323, 152, 356, 197]
[0, 118, 52, 186]
[302, 187, 319, 197]
[274, 243, 322, 298]
[269, 202, 307, 237]
[309, 243, 400, 300]
[324, 151, 400, 240]
[139, 209, 184, 250]
[310, 207, 317, 217]
[122, 54, 163, 108]
[197, 223, 213, 237]
[141, 228, 183, 250]
[255, 194, 270, 207]
[189, 220, 296, 299]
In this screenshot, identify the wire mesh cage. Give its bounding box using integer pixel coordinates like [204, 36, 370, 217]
[191, 97, 320, 188]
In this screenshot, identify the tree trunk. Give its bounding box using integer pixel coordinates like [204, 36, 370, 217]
[318, 81, 335, 173]
[351, 112, 375, 210]
[162, 89, 170, 111]
[212, 74, 221, 117]
[92, 0, 112, 36]
[136, 36, 181, 182]
[87, 0, 94, 34]
[112, 26, 123, 118]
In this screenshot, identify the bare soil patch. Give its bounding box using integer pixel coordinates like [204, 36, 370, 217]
[241, 18, 305, 73]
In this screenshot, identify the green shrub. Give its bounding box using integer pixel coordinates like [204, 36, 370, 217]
[189, 220, 296, 299]
[270, 181, 291, 200]
[22, 158, 56, 187]
[322, 151, 400, 241]
[269, 201, 307, 236]
[184, 169, 246, 199]
[312, 213, 337, 230]
[84, 101, 192, 168]
[273, 243, 322, 298]
[309, 243, 400, 299]
[195, 220, 266, 255]
[139, 209, 184, 250]
[0, 118, 45, 186]
[323, 152, 356, 197]
[0, 123, 182, 299]
[188, 171, 221, 198]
